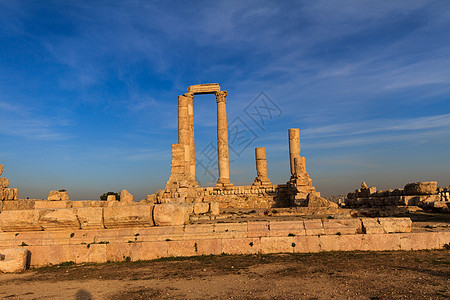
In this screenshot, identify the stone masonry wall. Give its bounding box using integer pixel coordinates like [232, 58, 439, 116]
[0, 217, 441, 268]
[159, 184, 290, 209]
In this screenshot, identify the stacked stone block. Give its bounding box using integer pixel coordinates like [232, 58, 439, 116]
[0, 165, 18, 204]
[344, 181, 445, 208]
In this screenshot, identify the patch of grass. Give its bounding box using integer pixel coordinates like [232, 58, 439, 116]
[70, 232, 75, 238]
[288, 233, 296, 237]
[59, 261, 76, 267]
[21, 242, 28, 246]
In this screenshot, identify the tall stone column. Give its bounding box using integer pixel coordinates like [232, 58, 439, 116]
[288, 128, 300, 176]
[253, 147, 271, 186]
[184, 92, 196, 178]
[215, 91, 233, 188]
[178, 95, 191, 177]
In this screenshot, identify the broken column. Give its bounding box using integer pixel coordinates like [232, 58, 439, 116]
[215, 90, 233, 188]
[288, 128, 300, 176]
[253, 147, 271, 186]
[287, 128, 319, 205]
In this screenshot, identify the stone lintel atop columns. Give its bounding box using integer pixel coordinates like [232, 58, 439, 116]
[188, 83, 221, 95]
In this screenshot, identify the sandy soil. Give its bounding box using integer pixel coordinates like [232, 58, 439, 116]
[0, 249, 448, 299]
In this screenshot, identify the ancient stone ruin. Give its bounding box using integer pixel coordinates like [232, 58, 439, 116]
[159, 83, 327, 209]
[0, 84, 448, 272]
[344, 181, 449, 212]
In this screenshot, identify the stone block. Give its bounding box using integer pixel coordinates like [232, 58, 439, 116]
[120, 189, 133, 203]
[400, 232, 442, 251]
[293, 235, 321, 253]
[195, 239, 222, 255]
[74, 207, 104, 229]
[184, 224, 214, 236]
[304, 220, 324, 236]
[167, 240, 198, 257]
[106, 243, 132, 262]
[318, 235, 341, 252]
[15, 231, 71, 246]
[187, 83, 220, 94]
[1, 199, 33, 210]
[104, 205, 154, 228]
[269, 221, 305, 237]
[0, 164, 3, 176]
[222, 238, 260, 255]
[209, 202, 220, 215]
[378, 217, 411, 233]
[360, 234, 402, 251]
[0, 177, 9, 188]
[47, 190, 69, 201]
[107, 194, 116, 201]
[338, 235, 364, 251]
[0, 210, 42, 231]
[130, 241, 168, 261]
[34, 200, 70, 209]
[404, 181, 437, 195]
[193, 202, 209, 215]
[260, 237, 295, 254]
[39, 209, 81, 231]
[0, 248, 29, 273]
[75, 244, 106, 264]
[247, 221, 270, 238]
[213, 223, 247, 238]
[361, 218, 384, 234]
[323, 219, 361, 235]
[153, 204, 189, 226]
[4, 188, 18, 201]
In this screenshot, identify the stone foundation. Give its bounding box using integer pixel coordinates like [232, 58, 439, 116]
[0, 217, 447, 268]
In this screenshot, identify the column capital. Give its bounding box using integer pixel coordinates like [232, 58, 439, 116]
[178, 94, 189, 106]
[183, 92, 195, 100]
[215, 91, 227, 104]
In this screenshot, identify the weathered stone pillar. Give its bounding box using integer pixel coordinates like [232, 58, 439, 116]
[293, 156, 306, 176]
[215, 91, 233, 188]
[288, 128, 300, 176]
[178, 95, 190, 148]
[253, 147, 271, 186]
[184, 92, 195, 178]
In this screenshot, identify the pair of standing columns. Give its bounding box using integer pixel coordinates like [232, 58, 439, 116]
[177, 90, 232, 187]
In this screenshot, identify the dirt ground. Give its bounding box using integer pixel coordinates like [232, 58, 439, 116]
[0, 249, 448, 299]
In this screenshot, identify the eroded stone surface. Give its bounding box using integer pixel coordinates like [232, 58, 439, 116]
[104, 205, 154, 228]
[0, 210, 42, 231]
[306, 193, 338, 208]
[404, 181, 437, 195]
[120, 190, 133, 203]
[47, 190, 69, 201]
[39, 209, 80, 231]
[0, 177, 9, 188]
[0, 248, 29, 273]
[153, 203, 189, 226]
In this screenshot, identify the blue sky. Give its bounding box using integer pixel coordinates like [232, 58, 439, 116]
[0, 1, 449, 200]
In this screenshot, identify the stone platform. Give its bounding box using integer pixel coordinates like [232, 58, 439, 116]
[0, 217, 448, 268]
